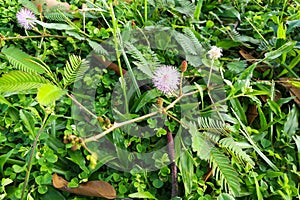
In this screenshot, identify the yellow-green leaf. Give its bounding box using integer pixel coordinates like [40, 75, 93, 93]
[37, 84, 66, 106]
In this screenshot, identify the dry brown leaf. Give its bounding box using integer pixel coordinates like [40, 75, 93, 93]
[33, 0, 70, 12]
[52, 173, 116, 199]
[239, 49, 256, 63]
[246, 104, 258, 125]
[279, 78, 300, 107]
[91, 54, 126, 76]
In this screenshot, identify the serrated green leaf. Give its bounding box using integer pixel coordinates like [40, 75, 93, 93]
[2, 46, 46, 74]
[0, 71, 48, 93]
[37, 84, 66, 106]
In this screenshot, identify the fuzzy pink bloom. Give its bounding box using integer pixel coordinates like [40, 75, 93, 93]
[16, 8, 36, 30]
[152, 65, 180, 94]
[208, 46, 222, 60]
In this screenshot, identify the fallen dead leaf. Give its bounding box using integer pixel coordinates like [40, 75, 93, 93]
[279, 78, 300, 107]
[246, 104, 258, 125]
[52, 173, 116, 199]
[33, 0, 70, 12]
[91, 54, 127, 76]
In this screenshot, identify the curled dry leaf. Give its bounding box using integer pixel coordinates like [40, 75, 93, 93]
[279, 78, 300, 107]
[52, 173, 116, 199]
[246, 104, 258, 125]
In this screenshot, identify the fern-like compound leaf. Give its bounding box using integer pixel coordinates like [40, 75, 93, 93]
[126, 42, 160, 77]
[20, 0, 39, 15]
[210, 148, 240, 196]
[87, 39, 109, 56]
[0, 71, 49, 93]
[63, 55, 89, 87]
[198, 117, 228, 135]
[2, 46, 46, 74]
[219, 137, 255, 167]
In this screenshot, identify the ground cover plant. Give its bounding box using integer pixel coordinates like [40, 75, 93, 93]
[0, 0, 299, 199]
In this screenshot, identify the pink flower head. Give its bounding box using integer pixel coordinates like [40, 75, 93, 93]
[152, 65, 180, 94]
[208, 46, 222, 60]
[16, 8, 36, 30]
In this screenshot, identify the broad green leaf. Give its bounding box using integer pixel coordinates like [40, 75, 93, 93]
[1, 178, 13, 187]
[277, 22, 286, 40]
[193, 0, 203, 20]
[192, 132, 213, 160]
[217, 193, 235, 200]
[40, 186, 66, 200]
[0, 71, 48, 93]
[2, 46, 46, 74]
[278, 50, 300, 77]
[253, 174, 263, 200]
[134, 89, 161, 112]
[257, 106, 267, 130]
[230, 98, 247, 125]
[35, 20, 75, 30]
[178, 150, 194, 195]
[264, 41, 296, 60]
[128, 191, 157, 199]
[238, 63, 257, 81]
[67, 151, 89, 173]
[293, 135, 300, 153]
[283, 105, 299, 138]
[0, 95, 13, 107]
[289, 80, 300, 88]
[37, 84, 66, 106]
[0, 149, 13, 174]
[20, 109, 35, 136]
[267, 99, 281, 116]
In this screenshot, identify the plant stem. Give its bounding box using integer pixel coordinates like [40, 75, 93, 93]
[84, 90, 199, 143]
[1, 34, 68, 41]
[166, 128, 178, 198]
[21, 113, 49, 200]
[84, 111, 159, 142]
[144, 0, 148, 22]
[110, 2, 129, 114]
[67, 93, 98, 119]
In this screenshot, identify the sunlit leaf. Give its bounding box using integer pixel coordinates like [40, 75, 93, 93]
[37, 84, 66, 106]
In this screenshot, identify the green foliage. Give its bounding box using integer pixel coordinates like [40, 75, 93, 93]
[0, 0, 299, 199]
[37, 84, 66, 106]
[62, 55, 89, 87]
[210, 148, 240, 196]
[1, 46, 46, 74]
[0, 71, 48, 93]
